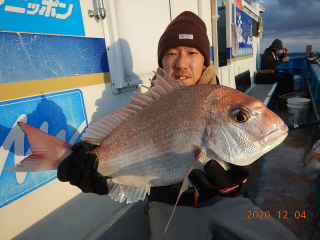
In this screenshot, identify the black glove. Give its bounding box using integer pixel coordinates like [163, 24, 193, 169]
[57, 141, 109, 195]
[148, 160, 252, 206]
[188, 160, 251, 197]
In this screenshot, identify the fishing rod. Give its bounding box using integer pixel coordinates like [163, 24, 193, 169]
[287, 119, 320, 131]
[291, 52, 319, 63]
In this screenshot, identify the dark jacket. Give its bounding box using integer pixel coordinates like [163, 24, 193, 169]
[261, 46, 286, 71]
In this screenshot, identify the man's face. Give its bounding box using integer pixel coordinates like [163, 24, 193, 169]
[161, 46, 206, 86]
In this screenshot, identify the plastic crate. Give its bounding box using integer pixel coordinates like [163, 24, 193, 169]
[278, 92, 307, 110]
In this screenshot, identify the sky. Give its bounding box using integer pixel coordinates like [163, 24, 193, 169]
[217, 0, 320, 53]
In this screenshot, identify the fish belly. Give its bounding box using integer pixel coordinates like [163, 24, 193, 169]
[97, 138, 198, 188]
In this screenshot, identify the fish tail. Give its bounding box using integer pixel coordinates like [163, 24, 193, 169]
[5, 122, 72, 172]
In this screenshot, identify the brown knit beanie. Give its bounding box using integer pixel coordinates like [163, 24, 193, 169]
[158, 11, 210, 68]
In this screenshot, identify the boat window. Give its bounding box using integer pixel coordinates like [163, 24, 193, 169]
[217, 6, 227, 67]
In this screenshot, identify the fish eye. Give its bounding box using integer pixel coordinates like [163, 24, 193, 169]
[232, 107, 249, 123]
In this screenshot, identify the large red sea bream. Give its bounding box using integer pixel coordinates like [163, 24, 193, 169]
[6, 70, 288, 205]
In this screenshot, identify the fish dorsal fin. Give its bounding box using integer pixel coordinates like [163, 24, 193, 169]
[81, 69, 184, 145]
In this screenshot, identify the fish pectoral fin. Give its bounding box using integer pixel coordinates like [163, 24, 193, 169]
[164, 148, 206, 233]
[107, 179, 150, 204]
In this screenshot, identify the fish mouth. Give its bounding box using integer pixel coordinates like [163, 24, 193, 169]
[261, 124, 288, 144]
[229, 124, 288, 167]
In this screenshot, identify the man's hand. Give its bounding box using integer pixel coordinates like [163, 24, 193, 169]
[57, 142, 109, 195]
[282, 56, 289, 62]
[188, 160, 251, 196]
[149, 160, 252, 205]
[283, 47, 289, 54]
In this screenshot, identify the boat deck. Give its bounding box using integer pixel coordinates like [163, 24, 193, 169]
[248, 106, 319, 240]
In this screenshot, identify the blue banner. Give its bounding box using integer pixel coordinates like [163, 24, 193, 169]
[0, 0, 85, 36]
[235, 7, 253, 58]
[0, 90, 87, 208]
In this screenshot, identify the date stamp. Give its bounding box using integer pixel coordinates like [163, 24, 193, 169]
[247, 211, 306, 219]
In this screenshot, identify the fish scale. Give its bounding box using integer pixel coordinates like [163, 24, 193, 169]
[94, 90, 201, 189]
[96, 87, 205, 187]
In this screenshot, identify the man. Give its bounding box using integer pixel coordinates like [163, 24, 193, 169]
[58, 12, 298, 240]
[261, 39, 294, 95]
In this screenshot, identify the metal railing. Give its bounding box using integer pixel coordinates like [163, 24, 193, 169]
[309, 63, 320, 110]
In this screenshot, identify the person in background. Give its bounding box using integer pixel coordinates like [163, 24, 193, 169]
[261, 39, 294, 95]
[57, 12, 298, 240]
